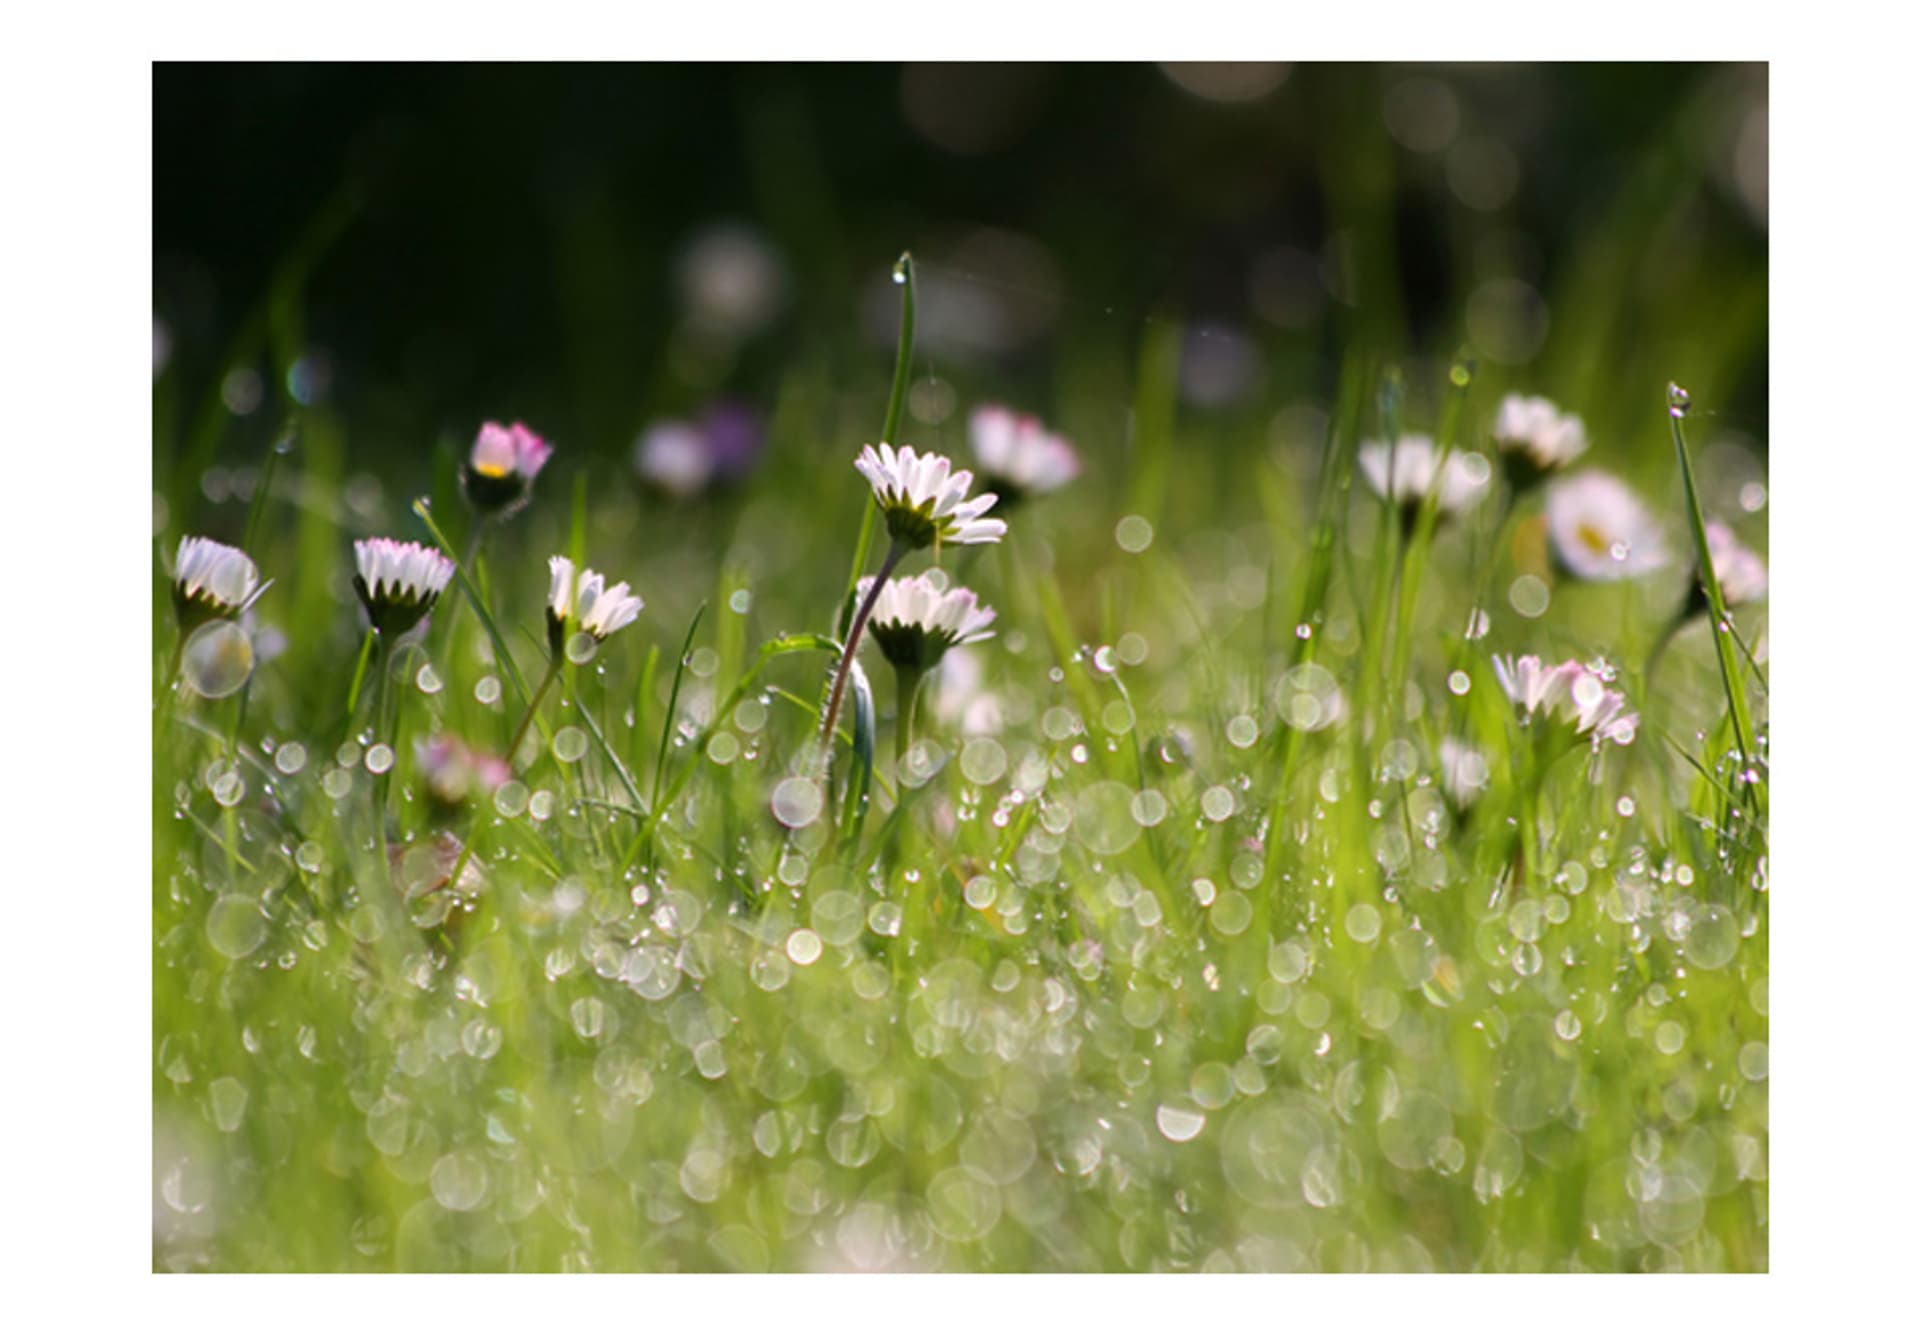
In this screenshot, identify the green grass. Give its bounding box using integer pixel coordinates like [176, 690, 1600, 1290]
[152, 108, 1767, 1273]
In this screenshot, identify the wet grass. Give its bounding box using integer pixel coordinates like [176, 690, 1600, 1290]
[151, 76, 1767, 1272]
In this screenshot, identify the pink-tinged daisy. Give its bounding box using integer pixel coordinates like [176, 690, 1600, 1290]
[1492, 394, 1588, 492]
[1358, 435, 1490, 527]
[854, 443, 1006, 550]
[969, 405, 1079, 504]
[353, 538, 455, 638]
[461, 420, 554, 518]
[546, 555, 643, 655]
[1492, 654, 1638, 747]
[859, 573, 997, 672]
[171, 535, 261, 628]
[1704, 521, 1768, 608]
[1545, 472, 1669, 582]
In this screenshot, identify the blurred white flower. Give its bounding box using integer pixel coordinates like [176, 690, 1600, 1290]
[1492, 394, 1587, 486]
[634, 422, 712, 499]
[933, 646, 1006, 736]
[1492, 653, 1637, 746]
[1705, 521, 1768, 606]
[861, 573, 996, 671]
[675, 223, 787, 338]
[1358, 436, 1489, 517]
[855, 443, 1006, 549]
[969, 405, 1079, 502]
[353, 538, 454, 638]
[1546, 472, 1669, 581]
[1440, 736, 1490, 807]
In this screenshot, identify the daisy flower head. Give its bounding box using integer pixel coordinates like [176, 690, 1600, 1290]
[546, 555, 643, 656]
[859, 572, 997, 672]
[1546, 472, 1669, 582]
[969, 405, 1079, 505]
[1492, 394, 1588, 491]
[1704, 521, 1768, 608]
[462, 420, 554, 518]
[352, 538, 455, 638]
[1492, 654, 1638, 748]
[172, 535, 260, 628]
[854, 444, 1006, 550]
[1357, 435, 1490, 529]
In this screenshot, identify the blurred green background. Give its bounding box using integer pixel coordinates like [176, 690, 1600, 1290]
[153, 62, 1767, 496]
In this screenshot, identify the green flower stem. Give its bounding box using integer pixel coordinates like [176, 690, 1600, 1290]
[506, 658, 562, 772]
[371, 634, 394, 869]
[893, 662, 925, 772]
[839, 252, 915, 636]
[443, 655, 561, 896]
[343, 626, 377, 726]
[820, 540, 903, 763]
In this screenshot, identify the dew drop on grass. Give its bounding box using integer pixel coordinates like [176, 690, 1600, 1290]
[1114, 514, 1154, 553]
[1075, 781, 1141, 855]
[867, 902, 903, 937]
[274, 742, 308, 775]
[181, 621, 254, 699]
[960, 738, 1007, 786]
[565, 632, 599, 665]
[430, 1151, 489, 1212]
[770, 776, 823, 829]
[206, 896, 268, 959]
[493, 782, 529, 818]
[1345, 903, 1381, 943]
[211, 771, 247, 808]
[1156, 1103, 1207, 1143]
[1201, 786, 1237, 822]
[474, 675, 502, 705]
[414, 663, 443, 694]
[1447, 671, 1471, 696]
[1682, 903, 1739, 969]
[786, 928, 823, 965]
[208, 1077, 248, 1132]
[1508, 575, 1550, 618]
[1130, 789, 1169, 828]
[1210, 891, 1253, 937]
[552, 726, 588, 763]
[364, 744, 394, 775]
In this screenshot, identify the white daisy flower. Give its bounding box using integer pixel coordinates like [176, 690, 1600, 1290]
[353, 537, 455, 637]
[1357, 435, 1490, 523]
[1492, 653, 1637, 747]
[1705, 521, 1768, 607]
[1492, 394, 1588, 487]
[860, 572, 997, 671]
[1439, 736, 1490, 808]
[969, 405, 1080, 503]
[854, 443, 1006, 550]
[547, 555, 643, 651]
[172, 535, 260, 626]
[1546, 472, 1670, 582]
[462, 420, 553, 518]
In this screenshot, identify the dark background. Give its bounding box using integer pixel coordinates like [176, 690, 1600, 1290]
[153, 62, 1767, 486]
